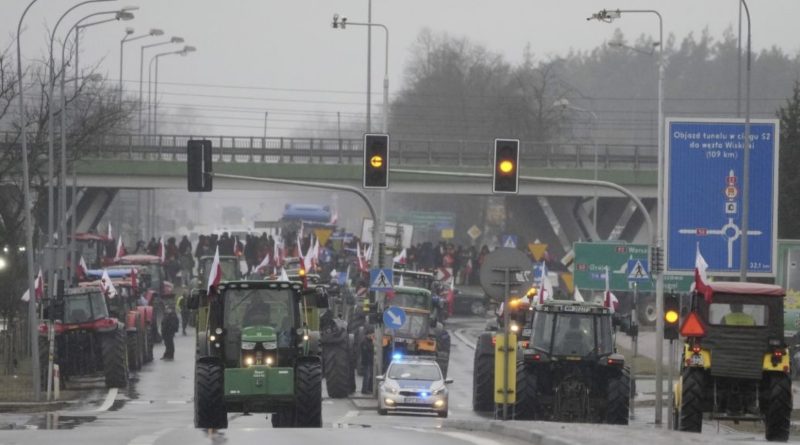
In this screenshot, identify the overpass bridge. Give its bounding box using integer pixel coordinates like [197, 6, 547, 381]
[2, 132, 660, 252]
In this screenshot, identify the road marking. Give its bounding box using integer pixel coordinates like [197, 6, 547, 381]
[128, 428, 173, 445]
[452, 329, 476, 350]
[438, 431, 504, 445]
[332, 409, 360, 428]
[97, 388, 118, 412]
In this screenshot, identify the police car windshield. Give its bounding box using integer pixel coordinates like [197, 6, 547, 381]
[388, 363, 441, 381]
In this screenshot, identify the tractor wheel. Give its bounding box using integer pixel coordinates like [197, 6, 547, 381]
[605, 367, 630, 425]
[435, 330, 451, 379]
[637, 297, 657, 326]
[679, 368, 705, 433]
[270, 408, 295, 428]
[127, 333, 141, 371]
[102, 329, 129, 388]
[38, 336, 51, 391]
[323, 341, 353, 399]
[294, 361, 323, 427]
[472, 332, 495, 412]
[764, 373, 791, 442]
[514, 361, 539, 420]
[194, 361, 227, 429]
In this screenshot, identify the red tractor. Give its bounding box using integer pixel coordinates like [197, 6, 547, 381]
[114, 255, 175, 341]
[38, 287, 129, 389]
[71, 232, 115, 268]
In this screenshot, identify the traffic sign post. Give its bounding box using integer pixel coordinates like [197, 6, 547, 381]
[500, 234, 518, 249]
[369, 268, 394, 291]
[383, 306, 406, 329]
[665, 118, 779, 276]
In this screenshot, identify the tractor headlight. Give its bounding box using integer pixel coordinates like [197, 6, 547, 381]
[241, 341, 257, 350]
[215, 328, 223, 335]
[265, 356, 274, 366]
[262, 341, 277, 350]
[244, 356, 254, 366]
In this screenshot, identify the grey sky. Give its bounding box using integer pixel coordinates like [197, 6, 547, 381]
[5, 0, 800, 137]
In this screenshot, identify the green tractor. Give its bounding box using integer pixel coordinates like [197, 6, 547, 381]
[191, 280, 327, 429]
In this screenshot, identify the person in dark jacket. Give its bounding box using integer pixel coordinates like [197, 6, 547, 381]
[161, 306, 180, 360]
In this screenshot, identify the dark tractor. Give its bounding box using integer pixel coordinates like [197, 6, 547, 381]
[198, 255, 242, 282]
[38, 287, 129, 389]
[382, 286, 451, 377]
[675, 282, 791, 442]
[318, 281, 356, 399]
[192, 280, 326, 429]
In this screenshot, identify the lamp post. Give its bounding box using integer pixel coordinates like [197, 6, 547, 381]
[739, 0, 752, 282]
[554, 98, 599, 236]
[16, 0, 42, 401]
[120, 27, 163, 99]
[589, 7, 666, 426]
[148, 45, 195, 140]
[139, 36, 184, 135]
[74, 6, 137, 91]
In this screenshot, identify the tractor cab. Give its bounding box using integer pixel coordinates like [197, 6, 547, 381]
[198, 255, 242, 282]
[526, 301, 615, 360]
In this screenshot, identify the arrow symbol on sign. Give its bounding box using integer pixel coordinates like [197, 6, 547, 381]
[387, 310, 402, 325]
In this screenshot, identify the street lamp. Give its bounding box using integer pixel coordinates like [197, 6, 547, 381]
[739, 0, 752, 282]
[148, 45, 196, 139]
[139, 36, 184, 135]
[74, 10, 135, 91]
[554, 98, 600, 236]
[120, 28, 164, 98]
[588, 7, 666, 426]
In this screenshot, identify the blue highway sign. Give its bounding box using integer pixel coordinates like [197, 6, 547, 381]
[383, 306, 407, 329]
[665, 118, 779, 276]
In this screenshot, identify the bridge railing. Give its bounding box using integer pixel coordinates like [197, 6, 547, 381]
[0, 132, 657, 170]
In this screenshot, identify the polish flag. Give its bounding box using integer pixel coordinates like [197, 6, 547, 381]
[278, 267, 290, 281]
[114, 237, 127, 261]
[21, 268, 45, 302]
[311, 237, 321, 271]
[234, 237, 243, 257]
[157, 237, 165, 263]
[573, 287, 585, 302]
[206, 246, 222, 292]
[302, 235, 314, 271]
[393, 248, 407, 265]
[694, 243, 713, 303]
[356, 242, 367, 272]
[100, 269, 118, 299]
[77, 256, 89, 281]
[537, 261, 552, 304]
[603, 266, 619, 313]
[273, 241, 283, 270]
[329, 208, 338, 225]
[256, 253, 271, 273]
[130, 267, 138, 295]
[107, 221, 113, 239]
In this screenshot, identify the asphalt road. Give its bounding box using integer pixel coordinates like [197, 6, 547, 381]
[0, 315, 793, 444]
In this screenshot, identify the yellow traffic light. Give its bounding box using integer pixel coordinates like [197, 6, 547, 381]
[665, 309, 679, 324]
[370, 155, 384, 168]
[499, 160, 514, 174]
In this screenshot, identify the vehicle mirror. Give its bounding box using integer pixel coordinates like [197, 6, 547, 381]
[376, 375, 385, 382]
[444, 378, 454, 385]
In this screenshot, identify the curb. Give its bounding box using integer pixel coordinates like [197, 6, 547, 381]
[0, 401, 75, 413]
[443, 419, 580, 445]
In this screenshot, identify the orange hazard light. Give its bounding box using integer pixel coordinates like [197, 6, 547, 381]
[680, 312, 706, 337]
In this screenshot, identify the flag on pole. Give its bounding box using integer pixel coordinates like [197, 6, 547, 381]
[100, 269, 118, 299]
[114, 237, 127, 261]
[234, 236, 243, 257]
[21, 268, 45, 302]
[329, 208, 338, 225]
[107, 221, 113, 239]
[130, 267, 138, 294]
[207, 246, 222, 292]
[603, 266, 619, 313]
[77, 256, 89, 281]
[573, 287, 585, 302]
[694, 243, 712, 302]
[393, 248, 407, 265]
[278, 267, 290, 281]
[356, 242, 367, 272]
[157, 237, 165, 263]
[537, 261, 551, 304]
[256, 253, 271, 273]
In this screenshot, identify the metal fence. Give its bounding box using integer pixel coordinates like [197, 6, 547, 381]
[0, 317, 33, 401]
[1, 132, 658, 170]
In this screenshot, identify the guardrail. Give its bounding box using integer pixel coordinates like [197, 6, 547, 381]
[1, 132, 658, 170]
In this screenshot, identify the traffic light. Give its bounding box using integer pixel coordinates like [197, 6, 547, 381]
[187, 139, 212, 192]
[650, 246, 664, 274]
[363, 133, 389, 189]
[493, 139, 519, 194]
[664, 294, 680, 340]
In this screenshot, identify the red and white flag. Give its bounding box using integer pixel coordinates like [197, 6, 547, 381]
[393, 248, 407, 265]
[356, 242, 367, 272]
[537, 261, 552, 304]
[157, 237, 165, 263]
[100, 269, 118, 299]
[256, 253, 271, 273]
[21, 268, 44, 302]
[603, 266, 619, 313]
[77, 256, 89, 281]
[278, 267, 290, 281]
[234, 237, 243, 257]
[329, 208, 338, 225]
[206, 246, 222, 292]
[130, 267, 138, 294]
[694, 243, 713, 302]
[107, 221, 113, 239]
[114, 237, 127, 261]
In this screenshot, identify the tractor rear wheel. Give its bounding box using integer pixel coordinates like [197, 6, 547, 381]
[472, 333, 495, 412]
[679, 368, 705, 433]
[435, 330, 451, 378]
[102, 329, 129, 388]
[38, 336, 51, 391]
[127, 333, 141, 371]
[194, 361, 227, 429]
[514, 361, 539, 420]
[294, 361, 322, 427]
[765, 373, 791, 442]
[605, 367, 630, 425]
[271, 408, 295, 428]
[323, 341, 353, 399]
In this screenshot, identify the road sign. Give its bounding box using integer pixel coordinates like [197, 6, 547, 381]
[467, 225, 482, 240]
[528, 243, 549, 261]
[383, 306, 407, 329]
[369, 268, 394, 291]
[500, 234, 518, 249]
[479, 248, 533, 300]
[627, 259, 650, 282]
[665, 118, 779, 276]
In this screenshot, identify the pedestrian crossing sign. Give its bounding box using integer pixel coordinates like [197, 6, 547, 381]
[369, 268, 394, 291]
[627, 259, 650, 282]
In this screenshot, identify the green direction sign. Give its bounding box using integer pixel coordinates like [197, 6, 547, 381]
[573, 242, 693, 293]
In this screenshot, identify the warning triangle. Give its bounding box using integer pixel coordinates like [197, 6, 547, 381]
[627, 260, 649, 280]
[560, 272, 574, 294]
[503, 237, 516, 248]
[528, 243, 549, 261]
[371, 270, 392, 289]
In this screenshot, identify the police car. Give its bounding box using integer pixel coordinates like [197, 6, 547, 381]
[377, 355, 453, 417]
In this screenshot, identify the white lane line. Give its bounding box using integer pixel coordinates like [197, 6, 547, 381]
[452, 329, 476, 350]
[332, 410, 360, 428]
[128, 428, 173, 445]
[438, 431, 505, 445]
[96, 388, 118, 412]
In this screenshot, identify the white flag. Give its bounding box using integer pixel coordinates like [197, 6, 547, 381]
[101, 269, 118, 299]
